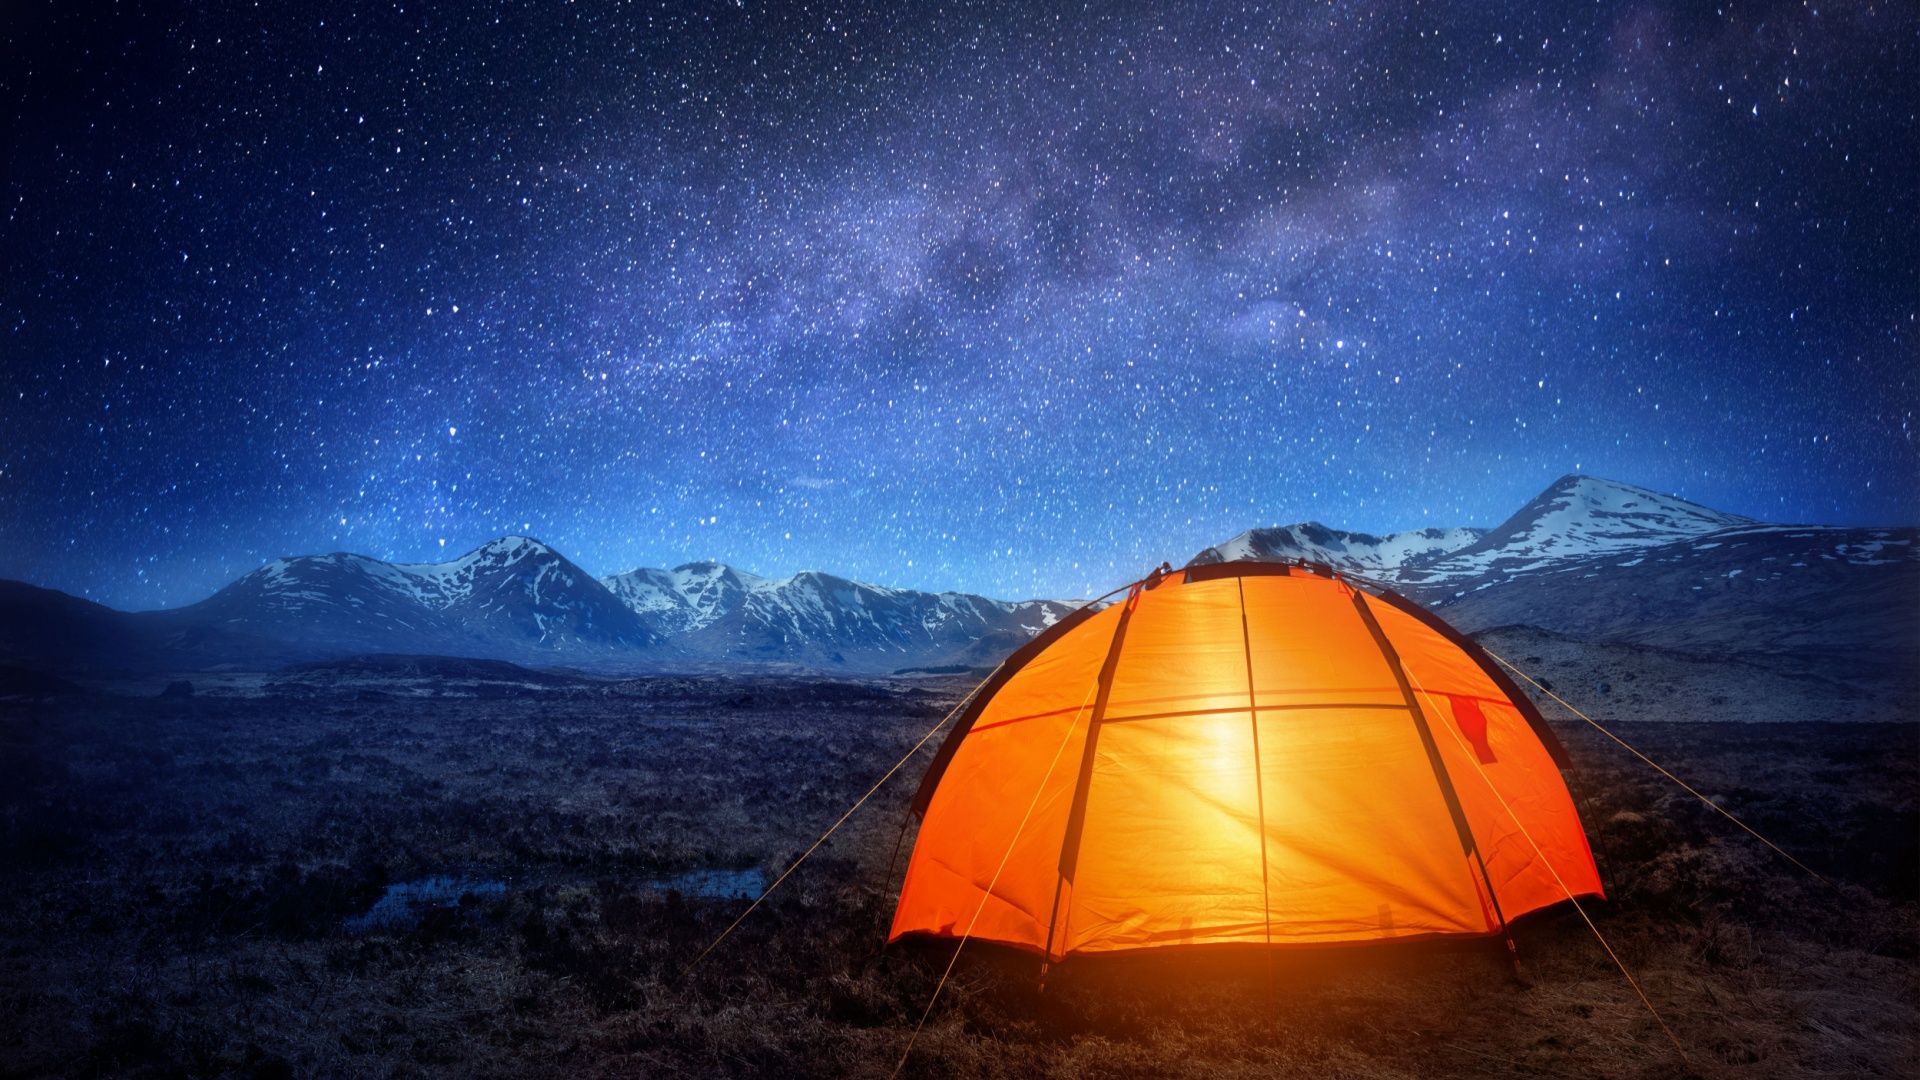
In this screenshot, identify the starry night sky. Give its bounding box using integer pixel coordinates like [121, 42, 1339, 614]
[3, 1, 1914, 609]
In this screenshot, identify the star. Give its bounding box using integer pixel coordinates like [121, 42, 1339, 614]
[0, 1, 1912, 608]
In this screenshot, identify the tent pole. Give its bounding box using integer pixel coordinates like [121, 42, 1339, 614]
[1038, 870, 1065, 992]
[1351, 588, 1521, 977]
[1235, 578, 1279, 1012]
[873, 812, 912, 949]
[1406, 660, 1689, 1065]
[1039, 576, 1149, 977]
[890, 673, 1096, 1078]
[1471, 843, 1524, 983]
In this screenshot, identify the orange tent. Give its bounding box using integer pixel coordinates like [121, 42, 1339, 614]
[890, 561, 1602, 959]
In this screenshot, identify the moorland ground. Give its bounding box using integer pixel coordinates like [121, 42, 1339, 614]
[0, 648, 1914, 1079]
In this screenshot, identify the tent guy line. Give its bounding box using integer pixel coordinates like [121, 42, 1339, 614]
[682, 572, 1145, 979]
[890, 680, 1099, 1079]
[1482, 646, 1835, 889]
[1404, 661, 1689, 1066]
[677, 673, 996, 979]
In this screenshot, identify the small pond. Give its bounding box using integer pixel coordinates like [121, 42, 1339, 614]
[344, 876, 507, 931]
[652, 867, 764, 899]
[344, 867, 765, 930]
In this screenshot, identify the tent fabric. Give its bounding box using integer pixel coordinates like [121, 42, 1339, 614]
[890, 563, 1602, 959]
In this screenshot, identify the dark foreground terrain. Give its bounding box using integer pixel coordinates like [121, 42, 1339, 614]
[1, 650, 1915, 1078]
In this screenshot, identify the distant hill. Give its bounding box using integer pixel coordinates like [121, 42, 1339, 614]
[277, 654, 585, 684]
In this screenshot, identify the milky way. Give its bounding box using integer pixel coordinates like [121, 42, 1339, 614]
[3, 1, 1914, 608]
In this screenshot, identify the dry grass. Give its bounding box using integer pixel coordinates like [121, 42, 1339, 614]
[0, 663, 1913, 1078]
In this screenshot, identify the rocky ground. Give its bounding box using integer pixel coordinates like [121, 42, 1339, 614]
[0, 642, 1914, 1078]
[1472, 625, 1916, 725]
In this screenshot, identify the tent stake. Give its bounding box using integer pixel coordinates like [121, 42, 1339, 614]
[1502, 933, 1527, 986]
[874, 814, 911, 943]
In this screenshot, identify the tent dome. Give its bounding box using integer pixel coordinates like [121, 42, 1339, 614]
[890, 562, 1602, 959]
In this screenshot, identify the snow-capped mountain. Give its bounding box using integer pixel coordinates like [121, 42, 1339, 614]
[1432, 521, 1917, 681]
[0, 538, 1076, 674]
[1394, 475, 1756, 590]
[1189, 524, 1486, 577]
[1187, 475, 1917, 687]
[1188, 476, 1752, 587]
[174, 537, 662, 660]
[601, 562, 1076, 670]
[602, 561, 770, 637]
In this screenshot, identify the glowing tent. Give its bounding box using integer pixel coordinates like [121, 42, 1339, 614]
[890, 561, 1602, 959]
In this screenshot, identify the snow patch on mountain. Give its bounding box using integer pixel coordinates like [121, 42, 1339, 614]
[1397, 475, 1756, 587]
[234, 536, 567, 611]
[1192, 523, 1486, 576]
[189, 536, 660, 656]
[600, 562, 1077, 669]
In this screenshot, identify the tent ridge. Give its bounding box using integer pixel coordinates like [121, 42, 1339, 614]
[1053, 585, 1140, 883]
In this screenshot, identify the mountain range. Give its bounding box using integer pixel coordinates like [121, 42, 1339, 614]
[0, 536, 1073, 674]
[598, 561, 1074, 669]
[1, 475, 1913, 681]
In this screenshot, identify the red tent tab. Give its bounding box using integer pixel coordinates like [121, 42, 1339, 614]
[1448, 693, 1498, 764]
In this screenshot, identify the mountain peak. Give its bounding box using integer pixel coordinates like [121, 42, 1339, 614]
[597, 561, 1076, 669]
[1188, 521, 1486, 572]
[1518, 475, 1752, 531]
[668, 560, 773, 591]
[460, 535, 559, 561]
[178, 534, 659, 659]
[1391, 474, 1754, 586]
[671, 559, 727, 572]
[1532, 473, 1629, 503]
